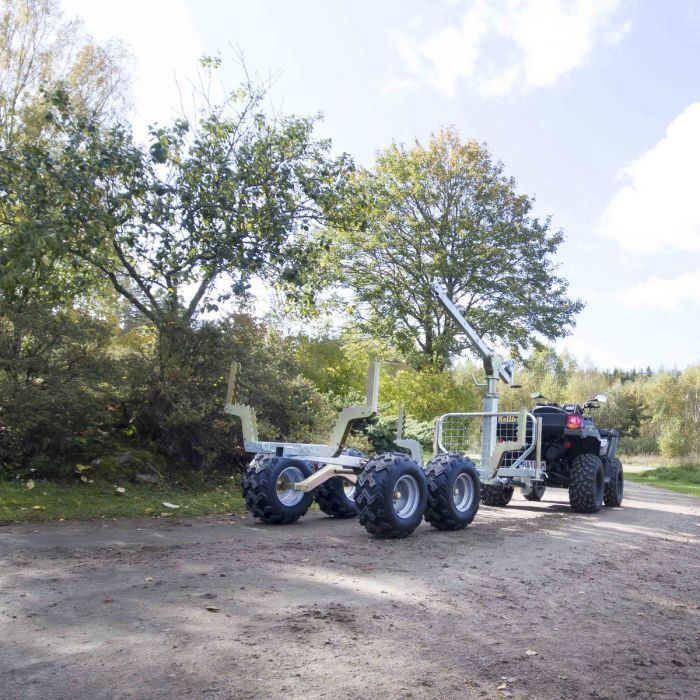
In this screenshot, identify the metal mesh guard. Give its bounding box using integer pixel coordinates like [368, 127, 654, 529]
[437, 413, 535, 468]
[439, 415, 483, 462]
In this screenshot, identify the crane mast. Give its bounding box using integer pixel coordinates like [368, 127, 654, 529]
[430, 279, 517, 469]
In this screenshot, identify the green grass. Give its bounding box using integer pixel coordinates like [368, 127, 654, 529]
[625, 465, 700, 497]
[0, 479, 246, 523]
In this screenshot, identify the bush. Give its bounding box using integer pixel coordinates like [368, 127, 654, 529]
[658, 418, 689, 458]
[619, 434, 658, 456]
[118, 313, 336, 473]
[0, 304, 121, 479]
[0, 307, 338, 481]
[381, 367, 478, 422]
[362, 412, 434, 455]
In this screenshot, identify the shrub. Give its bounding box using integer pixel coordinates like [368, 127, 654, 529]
[118, 313, 336, 473]
[381, 368, 478, 422]
[658, 418, 689, 458]
[362, 412, 434, 455]
[0, 304, 120, 478]
[619, 435, 658, 456]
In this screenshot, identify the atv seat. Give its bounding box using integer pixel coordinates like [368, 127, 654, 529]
[532, 405, 569, 438]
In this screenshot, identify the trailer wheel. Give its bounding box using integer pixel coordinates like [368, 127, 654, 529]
[315, 448, 363, 518]
[604, 457, 624, 507]
[242, 455, 313, 524]
[524, 482, 546, 501]
[355, 453, 427, 538]
[569, 453, 604, 513]
[480, 483, 514, 507]
[424, 453, 480, 530]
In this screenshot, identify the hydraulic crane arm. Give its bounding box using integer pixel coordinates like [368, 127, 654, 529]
[430, 279, 515, 385]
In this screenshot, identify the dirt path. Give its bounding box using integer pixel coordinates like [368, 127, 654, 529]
[1, 482, 698, 700]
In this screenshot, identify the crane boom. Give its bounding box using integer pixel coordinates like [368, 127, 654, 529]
[430, 279, 515, 385]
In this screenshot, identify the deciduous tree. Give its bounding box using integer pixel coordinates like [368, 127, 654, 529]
[1, 77, 355, 360]
[335, 128, 583, 369]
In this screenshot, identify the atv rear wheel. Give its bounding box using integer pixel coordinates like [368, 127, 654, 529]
[524, 482, 546, 501]
[569, 453, 604, 513]
[481, 484, 514, 507]
[242, 455, 314, 524]
[604, 457, 624, 507]
[355, 453, 427, 538]
[424, 453, 480, 530]
[315, 449, 364, 519]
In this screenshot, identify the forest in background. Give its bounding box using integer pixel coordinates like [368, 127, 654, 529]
[1, 1, 698, 485]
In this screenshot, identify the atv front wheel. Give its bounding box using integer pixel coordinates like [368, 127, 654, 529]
[481, 484, 514, 507]
[604, 458, 624, 507]
[424, 453, 480, 530]
[355, 453, 427, 538]
[242, 455, 314, 524]
[569, 453, 604, 513]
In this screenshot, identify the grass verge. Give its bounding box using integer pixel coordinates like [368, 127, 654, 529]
[0, 479, 246, 523]
[625, 465, 700, 497]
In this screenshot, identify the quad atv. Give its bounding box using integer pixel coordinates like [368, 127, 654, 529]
[430, 280, 624, 515]
[492, 393, 624, 513]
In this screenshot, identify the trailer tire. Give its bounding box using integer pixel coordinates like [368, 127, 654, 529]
[315, 449, 364, 519]
[424, 453, 480, 530]
[355, 453, 427, 538]
[242, 455, 313, 524]
[569, 453, 604, 513]
[480, 484, 514, 507]
[524, 482, 546, 501]
[604, 458, 624, 507]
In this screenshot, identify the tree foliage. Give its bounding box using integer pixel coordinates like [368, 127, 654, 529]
[1, 82, 355, 340]
[334, 128, 583, 369]
[0, 0, 129, 141]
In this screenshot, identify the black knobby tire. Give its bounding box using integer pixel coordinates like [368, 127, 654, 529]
[604, 457, 624, 507]
[315, 448, 364, 519]
[355, 452, 427, 538]
[524, 482, 546, 502]
[481, 483, 514, 507]
[424, 453, 480, 531]
[242, 455, 313, 524]
[569, 453, 605, 513]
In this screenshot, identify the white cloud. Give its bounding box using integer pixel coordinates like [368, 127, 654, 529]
[382, 77, 419, 94]
[598, 102, 700, 252]
[606, 18, 633, 44]
[393, 0, 627, 97]
[615, 268, 700, 311]
[62, 0, 203, 137]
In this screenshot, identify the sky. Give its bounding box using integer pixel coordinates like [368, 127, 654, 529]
[61, 0, 700, 371]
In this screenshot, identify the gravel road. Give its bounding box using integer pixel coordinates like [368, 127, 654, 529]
[1, 481, 698, 700]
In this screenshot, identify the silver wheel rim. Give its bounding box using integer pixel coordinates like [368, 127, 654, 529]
[276, 466, 304, 506]
[453, 473, 475, 512]
[343, 481, 356, 502]
[392, 474, 420, 519]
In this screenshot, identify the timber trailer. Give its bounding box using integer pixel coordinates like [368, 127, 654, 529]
[230, 280, 620, 538]
[227, 359, 435, 538]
